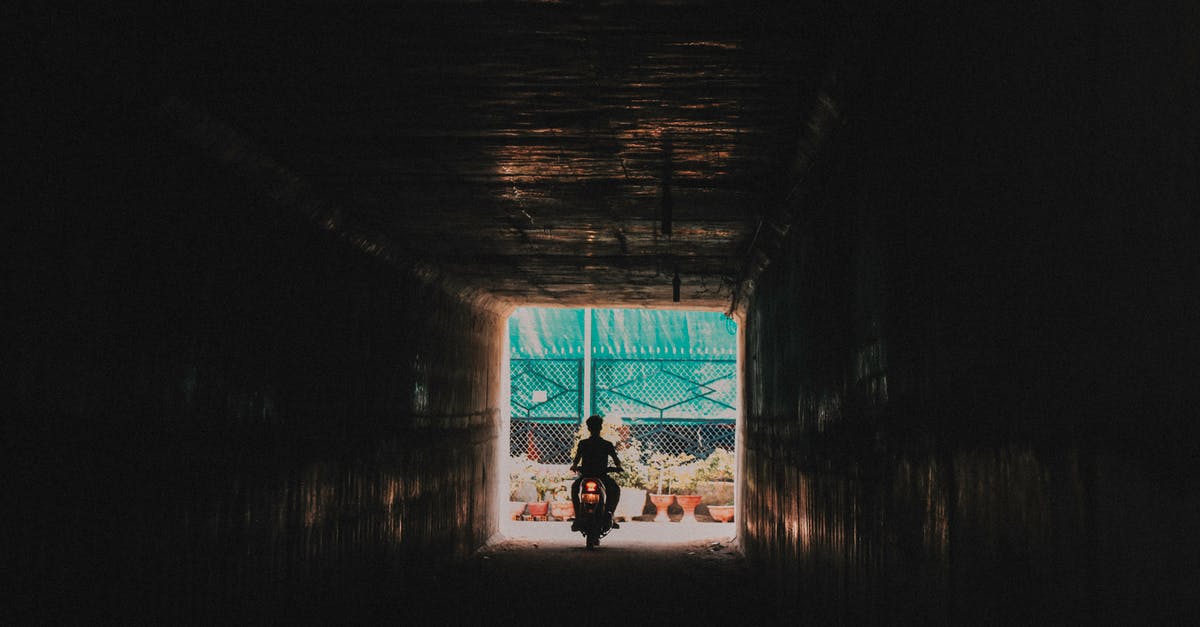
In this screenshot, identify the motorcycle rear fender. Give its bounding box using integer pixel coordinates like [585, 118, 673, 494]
[577, 475, 607, 511]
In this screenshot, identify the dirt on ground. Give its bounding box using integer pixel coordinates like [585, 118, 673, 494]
[384, 523, 781, 625]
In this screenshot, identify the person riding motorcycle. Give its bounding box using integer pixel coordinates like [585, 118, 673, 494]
[569, 415, 622, 531]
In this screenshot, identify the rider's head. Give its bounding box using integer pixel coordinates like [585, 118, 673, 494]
[585, 415, 603, 435]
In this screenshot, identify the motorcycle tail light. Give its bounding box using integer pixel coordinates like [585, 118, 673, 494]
[583, 480, 600, 493]
[582, 493, 600, 504]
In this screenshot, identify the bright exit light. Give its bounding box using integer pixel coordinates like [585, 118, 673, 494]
[501, 307, 740, 543]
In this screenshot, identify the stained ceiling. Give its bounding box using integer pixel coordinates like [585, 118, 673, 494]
[156, 1, 845, 312]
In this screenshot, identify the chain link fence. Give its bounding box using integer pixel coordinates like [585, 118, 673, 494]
[509, 420, 581, 464]
[510, 359, 581, 420]
[510, 418, 735, 465]
[507, 310, 737, 520]
[593, 359, 736, 420]
[624, 420, 736, 460]
[509, 357, 736, 464]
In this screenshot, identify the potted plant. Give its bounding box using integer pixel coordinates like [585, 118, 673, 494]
[613, 437, 649, 521]
[694, 448, 735, 522]
[695, 448, 735, 483]
[509, 457, 538, 519]
[527, 462, 570, 520]
[549, 486, 574, 521]
[646, 451, 694, 522]
[648, 494, 675, 522]
[668, 462, 703, 522]
[526, 500, 549, 519]
[706, 501, 735, 523]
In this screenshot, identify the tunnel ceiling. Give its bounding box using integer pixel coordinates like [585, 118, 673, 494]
[157, 1, 839, 310]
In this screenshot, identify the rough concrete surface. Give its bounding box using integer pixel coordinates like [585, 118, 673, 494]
[391, 524, 771, 625]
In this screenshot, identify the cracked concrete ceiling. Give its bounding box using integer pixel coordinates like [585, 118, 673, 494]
[156, 1, 843, 311]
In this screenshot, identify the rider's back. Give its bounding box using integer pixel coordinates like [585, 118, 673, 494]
[576, 436, 615, 474]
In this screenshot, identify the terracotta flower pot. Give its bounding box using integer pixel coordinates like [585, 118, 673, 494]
[649, 494, 675, 522]
[550, 500, 575, 521]
[674, 494, 703, 522]
[526, 501, 549, 519]
[707, 505, 734, 523]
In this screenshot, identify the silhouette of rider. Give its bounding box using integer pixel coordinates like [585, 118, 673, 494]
[570, 415, 622, 531]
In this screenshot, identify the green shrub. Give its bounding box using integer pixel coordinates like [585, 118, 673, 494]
[695, 448, 735, 483]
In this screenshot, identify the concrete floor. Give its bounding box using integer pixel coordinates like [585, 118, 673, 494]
[247, 521, 760, 625]
[499, 518, 737, 545]
[392, 522, 771, 625]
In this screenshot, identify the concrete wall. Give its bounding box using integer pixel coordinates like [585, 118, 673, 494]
[12, 105, 503, 622]
[739, 5, 1198, 625]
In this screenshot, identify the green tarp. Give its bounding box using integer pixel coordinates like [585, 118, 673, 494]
[508, 308, 736, 359]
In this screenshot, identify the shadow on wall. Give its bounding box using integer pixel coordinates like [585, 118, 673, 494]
[735, 4, 1200, 623]
[11, 124, 503, 623]
[67, 431, 497, 623]
[742, 442, 1198, 625]
[742, 446, 1095, 624]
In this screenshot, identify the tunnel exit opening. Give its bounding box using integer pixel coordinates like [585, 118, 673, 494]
[498, 307, 740, 544]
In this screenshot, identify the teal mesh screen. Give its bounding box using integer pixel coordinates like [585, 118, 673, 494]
[592, 359, 736, 419]
[508, 307, 736, 360]
[508, 308, 584, 359]
[590, 308, 737, 359]
[509, 359, 581, 419]
[507, 307, 738, 461]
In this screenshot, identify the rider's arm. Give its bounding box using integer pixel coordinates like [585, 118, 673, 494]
[570, 444, 583, 471]
[608, 442, 622, 470]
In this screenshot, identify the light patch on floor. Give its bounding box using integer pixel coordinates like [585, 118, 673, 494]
[497, 519, 736, 547]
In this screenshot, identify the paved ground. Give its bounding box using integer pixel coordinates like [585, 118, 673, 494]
[498, 517, 737, 544]
[386, 521, 780, 625]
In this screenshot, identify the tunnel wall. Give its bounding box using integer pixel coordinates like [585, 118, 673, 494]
[739, 5, 1198, 625]
[12, 100, 503, 622]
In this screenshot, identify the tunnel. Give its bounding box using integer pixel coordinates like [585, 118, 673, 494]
[12, 3, 1199, 625]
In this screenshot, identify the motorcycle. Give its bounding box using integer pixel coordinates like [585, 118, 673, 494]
[573, 467, 621, 549]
